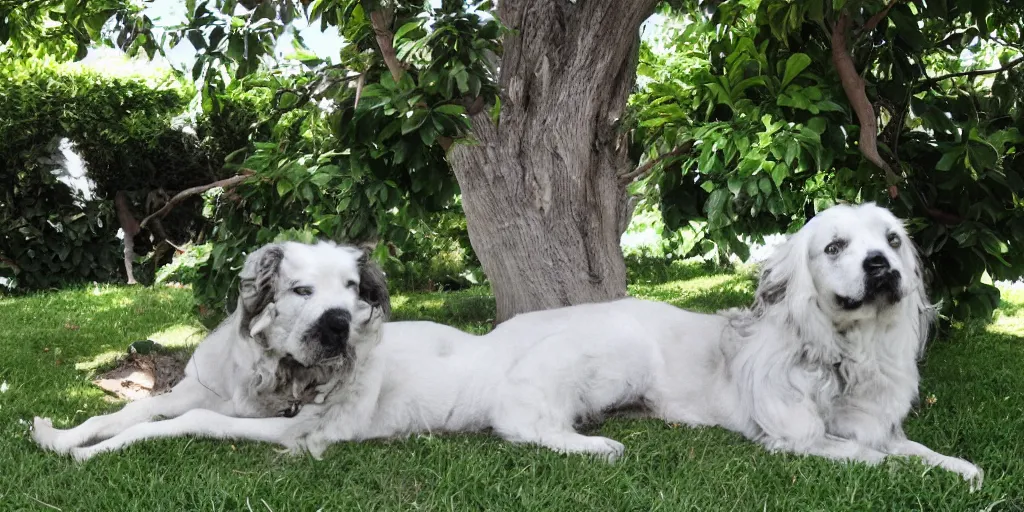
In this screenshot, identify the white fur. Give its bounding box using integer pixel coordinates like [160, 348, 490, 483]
[43, 204, 982, 490]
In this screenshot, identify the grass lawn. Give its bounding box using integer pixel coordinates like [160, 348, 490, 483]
[1, 262, 1022, 511]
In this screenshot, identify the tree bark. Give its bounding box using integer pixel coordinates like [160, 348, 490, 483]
[448, 0, 658, 323]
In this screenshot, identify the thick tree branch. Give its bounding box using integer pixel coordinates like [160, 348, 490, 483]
[369, 9, 404, 82]
[917, 56, 1024, 89]
[618, 141, 694, 185]
[831, 11, 902, 187]
[139, 171, 254, 231]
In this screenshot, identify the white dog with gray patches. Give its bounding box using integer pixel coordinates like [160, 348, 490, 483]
[32, 241, 391, 454]
[37, 204, 981, 489]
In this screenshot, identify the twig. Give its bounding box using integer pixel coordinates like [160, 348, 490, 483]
[0, 254, 20, 272]
[617, 141, 694, 185]
[114, 190, 141, 285]
[25, 495, 62, 511]
[462, 95, 486, 115]
[139, 171, 254, 231]
[353, 73, 366, 109]
[369, 9, 403, 82]
[858, 0, 900, 34]
[916, 56, 1024, 89]
[831, 10, 902, 187]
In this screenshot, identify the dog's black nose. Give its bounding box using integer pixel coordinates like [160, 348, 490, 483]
[863, 251, 890, 277]
[319, 308, 351, 341]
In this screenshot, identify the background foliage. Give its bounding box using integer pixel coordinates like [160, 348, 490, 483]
[4, 0, 1024, 322]
[0, 57, 269, 290]
[631, 0, 1024, 320]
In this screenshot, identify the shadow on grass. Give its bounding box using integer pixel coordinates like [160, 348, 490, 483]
[0, 285, 200, 418]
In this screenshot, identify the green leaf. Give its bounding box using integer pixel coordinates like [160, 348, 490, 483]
[727, 176, 743, 195]
[434, 104, 465, 116]
[745, 179, 759, 198]
[783, 141, 799, 166]
[401, 110, 429, 135]
[936, 148, 963, 171]
[276, 179, 293, 197]
[393, 19, 424, 42]
[310, 172, 333, 187]
[968, 142, 998, 170]
[770, 162, 790, 187]
[454, 69, 469, 94]
[807, 117, 827, 135]
[781, 53, 811, 89]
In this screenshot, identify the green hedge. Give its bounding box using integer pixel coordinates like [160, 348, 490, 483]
[0, 60, 262, 291]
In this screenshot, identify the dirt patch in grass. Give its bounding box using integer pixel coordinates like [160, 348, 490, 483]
[92, 350, 189, 401]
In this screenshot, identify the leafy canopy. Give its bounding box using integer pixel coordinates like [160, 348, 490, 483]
[632, 0, 1024, 320]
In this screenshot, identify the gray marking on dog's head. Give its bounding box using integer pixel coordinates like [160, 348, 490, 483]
[357, 248, 391, 321]
[237, 243, 285, 338]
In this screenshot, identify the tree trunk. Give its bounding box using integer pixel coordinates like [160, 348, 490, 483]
[448, 0, 657, 323]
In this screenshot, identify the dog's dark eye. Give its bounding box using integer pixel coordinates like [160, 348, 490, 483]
[887, 233, 901, 248]
[293, 286, 314, 297]
[824, 240, 845, 256]
[345, 280, 358, 290]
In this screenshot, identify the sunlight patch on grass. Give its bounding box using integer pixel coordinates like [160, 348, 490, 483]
[75, 349, 125, 373]
[390, 295, 411, 310]
[986, 287, 1024, 336]
[147, 324, 205, 348]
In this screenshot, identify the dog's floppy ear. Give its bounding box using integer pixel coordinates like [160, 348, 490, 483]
[238, 243, 285, 336]
[357, 247, 391, 321]
[902, 228, 937, 360]
[754, 228, 809, 315]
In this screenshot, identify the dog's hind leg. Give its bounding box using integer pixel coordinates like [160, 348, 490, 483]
[498, 427, 627, 462]
[68, 409, 306, 462]
[32, 379, 220, 454]
[491, 394, 626, 462]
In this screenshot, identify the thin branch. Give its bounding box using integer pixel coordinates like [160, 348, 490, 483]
[462, 95, 486, 115]
[617, 141, 694, 185]
[917, 56, 1024, 89]
[831, 10, 902, 187]
[858, 0, 900, 34]
[115, 190, 141, 284]
[369, 9, 404, 82]
[0, 255, 20, 272]
[353, 73, 366, 109]
[139, 171, 254, 231]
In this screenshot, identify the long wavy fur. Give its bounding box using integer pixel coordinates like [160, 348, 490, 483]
[719, 217, 936, 451]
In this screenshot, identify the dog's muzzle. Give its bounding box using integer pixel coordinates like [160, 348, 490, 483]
[836, 251, 903, 310]
[314, 308, 351, 357]
[862, 251, 901, 305]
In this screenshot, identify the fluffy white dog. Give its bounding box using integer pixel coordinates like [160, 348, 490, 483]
[44, 204, 981, 489]
[32, 240, 391, 454]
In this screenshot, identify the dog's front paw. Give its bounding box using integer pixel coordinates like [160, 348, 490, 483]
[274, 438, 307, 458]
[587, 436, 626, 463]
[31, 417, 59, 451]
[70, 446, 98, 463]
[958, 461, 984, 492]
